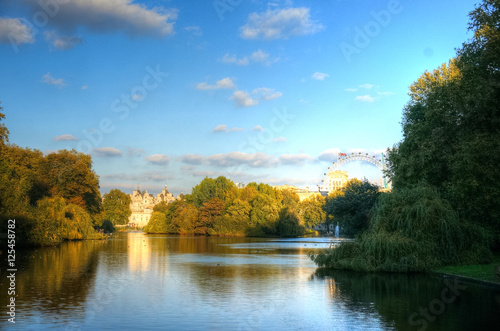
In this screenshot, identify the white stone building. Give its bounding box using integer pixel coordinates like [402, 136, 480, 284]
[128, 185, 176, 227]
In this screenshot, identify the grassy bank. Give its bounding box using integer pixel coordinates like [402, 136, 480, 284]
[433, 255, 500, 284]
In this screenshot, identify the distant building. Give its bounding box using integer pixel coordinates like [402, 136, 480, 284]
[273, 184, 322, 201]
[324, 170, 349, 193]
[129, 185, 177, 227]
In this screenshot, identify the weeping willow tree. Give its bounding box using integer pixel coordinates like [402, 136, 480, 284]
[311, 185, 493, 272]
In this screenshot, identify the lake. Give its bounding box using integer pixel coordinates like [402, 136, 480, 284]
[1, 232, 499, 330]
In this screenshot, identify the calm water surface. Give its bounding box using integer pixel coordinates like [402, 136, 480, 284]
[1, 232, 499, 330]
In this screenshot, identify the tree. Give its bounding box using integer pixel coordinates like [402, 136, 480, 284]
[300, 195, 326, 228]
[143, 212, 168, 233]
[39, 150, 102, 215]
[276, 207, 305, 237]
[188, 176, 237, 208]
[153, 201, 169, 213]
[0, 105, 9, 146]
[324, 179, 379, 236]
[387, 0, 500, 243]
[248, 193, 281, 236]
[102, 189, 131, 225]
[280, 187, 300, 209]
[196, 197, 224, 234]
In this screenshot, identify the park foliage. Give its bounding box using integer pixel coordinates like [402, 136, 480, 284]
[0, 112, 104, 245]
[144, 177, 327, 237]
[311, 0, 500, 272]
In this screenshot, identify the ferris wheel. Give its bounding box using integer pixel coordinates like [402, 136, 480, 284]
[320, 152, 388, 191]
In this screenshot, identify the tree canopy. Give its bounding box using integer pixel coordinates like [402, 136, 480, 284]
[102, 189, 132, 225]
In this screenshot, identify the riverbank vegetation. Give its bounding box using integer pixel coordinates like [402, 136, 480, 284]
[0, 109, 105, 246]
[144, 176, 326, 237]
[311, 0, 500, 272]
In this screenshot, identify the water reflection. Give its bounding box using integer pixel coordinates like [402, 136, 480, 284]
[1, 233, 498, 330]
[311, 268, 500, 331]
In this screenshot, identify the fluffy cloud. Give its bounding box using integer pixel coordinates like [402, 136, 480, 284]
[197, 77, 235, 90]
[359, 84, 374, 89]
[53, 134, 78, 141]
[102, 171, 170, 182]
[221, 49, 278, 66]
[45, 31, 82, 50]
[22, 0, 178, 38]
[231, 90, 259, 107]
[240, 7, 323, 40]
[355, 95, 375, 103]
[317, 148, 341, 162]
[127, 148, 145, 157]
[0, 17, 34, 45]
[93, 147, 122, 157]
[213, 124, 244, 133]
[252, 87, 282, 101]
[312, 72, 329, 81]
[42, 73, 66, 87]
[180, 154, 205, 165]
[279, 154, 313, 165]
[207, 152, 276, 168]
[220, 53, 249, 66]
[184, 26, 202, 36]
[251, 49, 270, 63]
[252, 125, 265, 132]
[146, 154, 170, 165]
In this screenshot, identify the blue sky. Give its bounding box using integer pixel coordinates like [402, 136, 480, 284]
[0, 0, 479, 195]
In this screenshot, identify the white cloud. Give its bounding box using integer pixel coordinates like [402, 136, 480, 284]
[251, 49, 271, 64]
[273, 137, 287, 142]
[42, 73, 66, 87]
[180, 154, 205, 165]
[221, 49, 278, 66]
[53, 134, 79, 141]
[355, 95, 375, 103]
[345, 88, 358, 92]
[127, 148, 145, 157]
[220, 53, 249, 66]
[213, 124, 244, 133]
[252, 87, 282, 101]
[231, 90, 259, 107]
[207, 152, 276, 168]
[279, 153, 313, 165]
[213, 124, 228, 132]
[184, 26, 202, 36]
[93, 147, 122, 157]
[252, 125, 265, 132]
[312, 72, 329, 81]
[101, 171, 171, 182]
[240, 7, 323, 40]
[45, 31, 82, 50]
[0, 17, 34, 45]
[197, 77, 235, 90]
[317, 148, 341, 162]
[359, 84, 374, 89]
[146, 154, 170, 165]
[22, 0, 178, 38]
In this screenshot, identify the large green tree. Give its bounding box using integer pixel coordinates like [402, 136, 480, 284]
[324, 179, 379, 236]
[38, 150, 102, 215]
[188, 176, 237, 208]
[387, 0, 500, 242]
[300, 195, 326, 228]
[102, 189, 132, 225]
